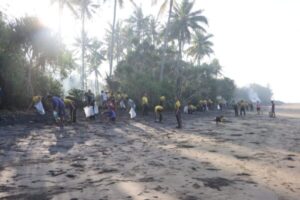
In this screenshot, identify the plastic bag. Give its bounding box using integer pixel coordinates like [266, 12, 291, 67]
[34, 101, 45, 115]
[53, 111, 60, 122]
[120, 100, 126, 109]
[94, 104, 99, 114]
[183, 105, 188, 114]
[84, 106, 94, 118]
[129, 107, 136, 119]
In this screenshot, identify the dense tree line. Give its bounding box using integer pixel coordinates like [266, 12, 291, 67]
[0, 13, 74, 108]
[0, 0, 241, 109]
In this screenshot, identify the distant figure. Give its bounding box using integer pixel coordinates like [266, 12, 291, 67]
[100, 90, 108, 108]
[256, 101, 261, 115]
[239, 100, 246, 116]
[188, 103, 196, 114]
[102, 99, 116, 122]
[85, 90, 95, 107]
[270, 101, 275, 118]
[233, 101, 239, 117]
[175, 97, 182, 129]
[85, 90, 96, 119]
[64, 98, 76, 122]
[141, 93, 149, 116]
[154, 105, 163, 123]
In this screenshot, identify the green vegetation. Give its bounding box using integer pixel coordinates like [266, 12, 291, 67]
[0, 0, 274, 109]
[0, 14, 74, 108]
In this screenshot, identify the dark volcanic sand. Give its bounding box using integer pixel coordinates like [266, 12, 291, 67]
[0, 106, 299, 200]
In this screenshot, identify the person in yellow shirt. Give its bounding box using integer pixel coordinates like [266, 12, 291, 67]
[154, 105, 163, 122]
[141, 93, 149, 116]
[159, 96, 166, 106]
[64, 97, 76, 122]
[27, 95, 44, 113]
[175, 97, 182, 128]
[188, 103, 196, 114]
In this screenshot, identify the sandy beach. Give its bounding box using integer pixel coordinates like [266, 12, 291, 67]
[0, 104, 299, 200]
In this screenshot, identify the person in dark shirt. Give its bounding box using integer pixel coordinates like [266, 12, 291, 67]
[270, 101, 275, 118]
[47, 95, 65, 126]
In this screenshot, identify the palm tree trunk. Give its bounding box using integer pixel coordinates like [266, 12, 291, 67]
[109, 0, 118, 77]
[159, 0, 173, 82]
[81, 2, 85, 90]
[176, 35, 183, 98]
[55, 0, 63, 71]
[27, 59, 34, 97]
[95, 70, 99, 96]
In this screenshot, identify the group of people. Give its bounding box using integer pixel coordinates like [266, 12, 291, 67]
[141, 93, 182, 128]
[28, 95, 76, 126]
[232, 100, 275, 117]
[27, 88, 277, 129]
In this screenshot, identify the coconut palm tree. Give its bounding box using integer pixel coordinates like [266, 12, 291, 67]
[72, 0, 99, 90]
[146, 16, 160, 46]
[169, 0, 208, 97]
[152, 0, 176, 81]
[105, 21, 126, 65]
[187, 31, 214, 65]
[127, 5, 150, 43]
[86, 39, 106, 96]
[108, 0, 136, 78]
[169, 0, 208, 59]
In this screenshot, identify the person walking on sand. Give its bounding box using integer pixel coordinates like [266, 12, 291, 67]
[100, 90, 108, 108]
[142, 93, 149, 116]
[270, 100, 275, 118]
[175, 97, 182, 129]
[239, 100, 246, 117]
[256, 101, 261, 115]
[233, 101, 239, 117]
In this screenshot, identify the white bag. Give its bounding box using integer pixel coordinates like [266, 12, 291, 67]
[120, 100, 126, 109]
[94, 105, 99, 114]
[183, 105, 188, 114]
[34, 101, 45, 115]
[84, 106, 94, 118]
[217, 104, 221, 110]
[129, 107, 136, 119]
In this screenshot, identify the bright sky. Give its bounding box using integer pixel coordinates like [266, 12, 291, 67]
[1, 0, 300, 102]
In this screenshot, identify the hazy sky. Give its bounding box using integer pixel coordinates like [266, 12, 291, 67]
[1, 0, 300, 102]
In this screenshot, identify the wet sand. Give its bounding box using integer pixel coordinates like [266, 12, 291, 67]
[0, 105, 299, 200]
